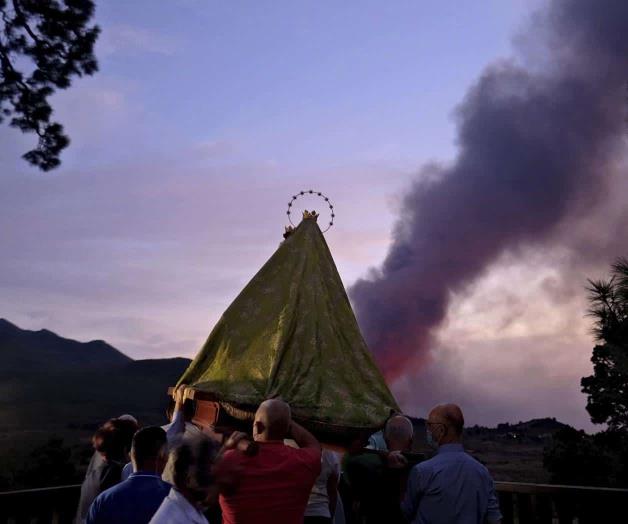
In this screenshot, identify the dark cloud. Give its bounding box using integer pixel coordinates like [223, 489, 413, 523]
[351, 0, 628, 387]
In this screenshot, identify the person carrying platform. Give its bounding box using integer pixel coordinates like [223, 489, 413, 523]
[344, 415, 414, 524]
[218, 398, 322, 524]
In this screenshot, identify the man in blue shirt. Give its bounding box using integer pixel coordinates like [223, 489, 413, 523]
[401, 404, 502, 524]
[87, 426, 171, 524]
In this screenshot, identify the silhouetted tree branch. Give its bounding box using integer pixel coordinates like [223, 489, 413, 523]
[0, 0, 100, 171]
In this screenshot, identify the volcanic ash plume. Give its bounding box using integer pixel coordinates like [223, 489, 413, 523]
[350, 0, 628, 380]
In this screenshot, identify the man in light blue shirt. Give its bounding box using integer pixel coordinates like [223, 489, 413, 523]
[401, 404, 502, 524]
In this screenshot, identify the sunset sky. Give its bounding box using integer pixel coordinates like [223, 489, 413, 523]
[2, 0, 626, 431]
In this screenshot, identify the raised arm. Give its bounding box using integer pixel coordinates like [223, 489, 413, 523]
[288, 420, 321, 451]
[165, 384, 187, 444]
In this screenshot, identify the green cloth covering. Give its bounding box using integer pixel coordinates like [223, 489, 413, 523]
[178, 216, 399, 431]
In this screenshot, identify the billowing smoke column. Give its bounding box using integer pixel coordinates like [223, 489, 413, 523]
[351, 0, 628, 380]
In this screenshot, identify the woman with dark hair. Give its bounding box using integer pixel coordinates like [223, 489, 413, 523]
[93, 418, 137, 490]
[75, 416, 139, 523]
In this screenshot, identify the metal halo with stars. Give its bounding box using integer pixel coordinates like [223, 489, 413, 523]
[287, 190, 335, 232]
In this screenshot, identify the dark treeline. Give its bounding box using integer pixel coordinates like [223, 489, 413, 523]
[544, 258, 628, 488]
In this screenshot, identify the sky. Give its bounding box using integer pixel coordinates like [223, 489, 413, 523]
[2, 0, 622, 431]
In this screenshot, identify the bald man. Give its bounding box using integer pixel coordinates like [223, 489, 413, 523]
[385, 415, 414, 454]
[219, 399, 322, 524]
[344, 415, 414, 524]
[401, 404, 502, 524]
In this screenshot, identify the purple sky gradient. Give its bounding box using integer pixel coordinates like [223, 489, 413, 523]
[2, 0, 618, 430]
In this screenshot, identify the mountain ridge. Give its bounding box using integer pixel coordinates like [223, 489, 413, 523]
[0, 319, 574, 487]
[0, 319, 575, 433]
[0, 318, 191, 430]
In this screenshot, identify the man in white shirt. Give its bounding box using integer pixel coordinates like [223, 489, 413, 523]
[151, 487, 210, 524]
[149, 435, 218, 524]
[304, 449, 340, 523]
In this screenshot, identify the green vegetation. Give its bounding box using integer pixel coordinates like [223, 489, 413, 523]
[543, 258, 628, 488]
[581, 257, 628, 430]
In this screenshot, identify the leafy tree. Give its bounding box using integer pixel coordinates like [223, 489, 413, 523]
[0, 0, 99, 171]
[581, 258, 628, 430]
[544, 259, 628, 488]
[543, 427, 613, 486]
[543, 427, 628, 488]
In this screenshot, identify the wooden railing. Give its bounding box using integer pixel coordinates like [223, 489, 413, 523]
[1, 481, 627, 523]
[495, 481, 628, 524]
[0, 484, 81, 524]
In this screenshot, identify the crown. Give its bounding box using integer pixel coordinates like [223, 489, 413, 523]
[302, 209, 319, 221]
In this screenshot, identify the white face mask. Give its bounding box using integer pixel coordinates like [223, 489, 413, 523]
[426, 427, 438, 449]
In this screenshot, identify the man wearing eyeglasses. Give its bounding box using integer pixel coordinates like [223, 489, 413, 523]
[401, 404, 502, 524]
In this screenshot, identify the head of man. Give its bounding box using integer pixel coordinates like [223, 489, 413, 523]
[163, 435, 220, 508]
[252, 399, 291, 442]
[384, 415, 414, 452]
[131, 426, 168, 475]
[118, 414, 138, 425]
[426, 404, 464, 448]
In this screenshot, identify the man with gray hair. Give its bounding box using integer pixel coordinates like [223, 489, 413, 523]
[384, 415, 414, 468]
[401, 404, 502, 524]
[149, 435, 220, 524]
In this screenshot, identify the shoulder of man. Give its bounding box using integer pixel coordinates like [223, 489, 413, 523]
[464, 451, 491, 471]
[219, 448, 248, 470]
[156, 476, 172, 486]
[459, 452, 498, 483]
[286, 445, 322, 473]
[221, 448, 239, 460]
[150, 476, 173, 492]
[416, 453, 438, 471]
[87, 481, 124, 521]
[95, 477, 129, 501]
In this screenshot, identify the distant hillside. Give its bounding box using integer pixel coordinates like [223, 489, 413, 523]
[406, 416, 569, 446]
[467, 418, 571, 441]
[403, 416, 571, 483]
[0, 319, 191, 432]
[0, 319, 576, 486]
[0, 318, 131, 373]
